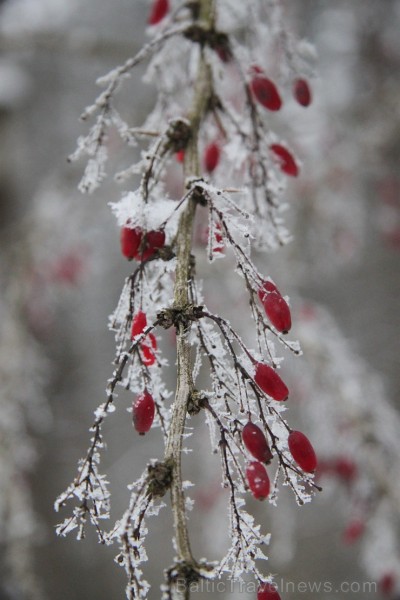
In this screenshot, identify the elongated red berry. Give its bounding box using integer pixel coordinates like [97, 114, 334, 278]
[139, 229, 166, 261]
[246, 461, 270, 500]
[250, 76, 282, 111]
[204, 142, 220, 173]
[258, 280, 278, 302]
[293, 78, 312, 107]
[270, 144, 298, 177]
[288, 430, 317, 472]
[242, 422, 273, 463]
[133, 390, 155, 434]
[131, 311, 147, 339]
[263, 291, 292, 333]
[257, 582, 281, 600]
[212, 223, 224, 254]
[342, 519, 365, 544]
[141, 333, 157, 366]
[148, 0, 169, 25]
[176, 150, 185, 163]
[254, 362, 289, 401]
[121, 226, 142, 260]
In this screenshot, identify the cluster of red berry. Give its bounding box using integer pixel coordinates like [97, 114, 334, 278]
[120, 227, 166, 434]
[250, 66, 312, 110]
[242, 279, 317, 508]
[243, 420, 317, 502]
[131, 311, 158, 434]
[120, 226, 165, 262]
[249, 66, 312, 178]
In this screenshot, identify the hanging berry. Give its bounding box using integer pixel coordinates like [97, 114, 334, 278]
[120, 226, 142, 260]
[132, 390, 155, 434]
[131, 311, 147, 340]
[120, 226, 165, 261]
[242, 422, 273, 463]
[250, 74, 282, 111]
[270, 144, 299, 177]
[258, 280, 278, 301]
[293, 78, 312, 107]
[254, 362, 289, 401]
[257, 582, 282, 600]
[141, 333, 157, 366]
[212, 223, 224, 254]
[204, 142, 220, 173]
[140, 230, 166, 260]
[262, 291, 292, 334]
[246, 461, 270, 500]
[288, 430, 317, 472]
[148, 0, 169, 25]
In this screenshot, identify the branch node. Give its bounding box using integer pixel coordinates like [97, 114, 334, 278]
[187, 390, 207, 415]
[157, 305, 204, 330]
[146, 459, 174, 498]
[166, 118, 192, 153]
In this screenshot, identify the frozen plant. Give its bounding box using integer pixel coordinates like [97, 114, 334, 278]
[55, 1, 320, 598]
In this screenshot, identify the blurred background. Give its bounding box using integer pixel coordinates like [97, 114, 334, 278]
[0, 0, 399, 598]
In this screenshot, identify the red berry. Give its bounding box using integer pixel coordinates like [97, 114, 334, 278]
[242, 422, 273, 463]
[293, 78, 312, 107]
[379, 573, 396, 596]
[141, 333, 157, 366]
[131, 311, 147, 339]
[270, 144, 298, 177]
[257, 582, 282, 600]
[333, 457, 357, 483]
[263, 291, 292, 333]
[212, 223, 224, 253]
[246, 461, 270, 500]
[148, 0, 169, 25]
[258, 280, 278, 302]
[288, 430, 317, 473]
[254, 362, 289, 401]
[132, 390, 155, 434]
[120, 226, 142, 260]
[176, 150, 185, 163]
[342, 519, 365, 544]
[250, 76, 282, 111]
[139, 229, 166, 261]
[204, 142, 220, 173]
